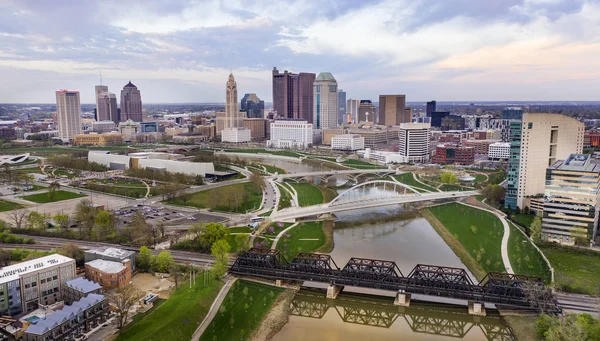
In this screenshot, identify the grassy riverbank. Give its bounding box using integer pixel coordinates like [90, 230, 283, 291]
[117, 275, 223, 341]
[538, 243, 600, 295]
[199, 280, 284, 341]
[276, 221, 328, 261]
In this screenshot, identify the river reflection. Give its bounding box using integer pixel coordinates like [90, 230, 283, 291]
[272, 289, 515, 341]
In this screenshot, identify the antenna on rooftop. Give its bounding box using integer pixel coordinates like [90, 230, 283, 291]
[100, 70, 103, 85]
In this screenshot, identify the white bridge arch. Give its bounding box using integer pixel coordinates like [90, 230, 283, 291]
[328, 180, 422, 207]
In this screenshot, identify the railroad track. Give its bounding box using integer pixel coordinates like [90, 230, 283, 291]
[555, 292, 600, 314]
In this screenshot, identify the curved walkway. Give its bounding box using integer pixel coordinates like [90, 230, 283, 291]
[271, 222, 299, 249]
[191, 277, 237, 341]
[458, 202, 513, 273]
[413, 173, 441, 192]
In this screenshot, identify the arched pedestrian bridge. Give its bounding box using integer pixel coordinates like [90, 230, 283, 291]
[271, 180, 477, 221]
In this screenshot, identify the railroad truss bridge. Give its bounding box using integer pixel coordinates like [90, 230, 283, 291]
[229, 248, 559, 315]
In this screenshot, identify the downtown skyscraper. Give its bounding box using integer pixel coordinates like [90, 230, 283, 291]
[120, 81, 143, 122]
[94, 85, 108, 120]
[97, 92, 119, 124]
[272, 67, 315, 122]
[378, 94, 409, 126]
[55, 90, 82, 140]
[313, 72, 338, 129]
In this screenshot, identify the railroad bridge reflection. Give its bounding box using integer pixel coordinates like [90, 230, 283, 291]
[290, 289, 515, 341]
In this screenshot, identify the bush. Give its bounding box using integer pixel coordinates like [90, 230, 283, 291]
[535, 314, 555, 338]
[50, 156, 108, 172]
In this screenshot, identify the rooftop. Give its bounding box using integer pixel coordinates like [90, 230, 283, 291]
[549, 153, 600, 173]
[315, 72, 336, 82]
[65, 277, 102, 294]
[0, 254, 74, 284]
[86, 259, 126, 274]
[85, 246, 135, 259]
[123, 81, 137, 88]
[25, 294, 105, 335]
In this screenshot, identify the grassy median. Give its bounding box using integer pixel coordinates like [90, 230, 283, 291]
[0, 199, 24, 212]
[21, 190, 86, 203]
[289, 182, 323, 207]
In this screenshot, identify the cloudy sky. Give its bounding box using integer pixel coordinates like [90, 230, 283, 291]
[1, 0, 599, 103]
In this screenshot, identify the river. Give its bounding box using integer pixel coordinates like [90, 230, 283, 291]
[225, 153, 515, 340]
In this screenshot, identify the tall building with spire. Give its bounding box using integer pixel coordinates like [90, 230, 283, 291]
[221, 73, 250, 143]
[313, 72, 338, 129]
[94, 85, 108, 121]
[120, 81, 143, 122]
[56, 90, 82, 140]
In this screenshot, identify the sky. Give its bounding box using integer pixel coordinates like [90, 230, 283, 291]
[1, 0, 600, 103]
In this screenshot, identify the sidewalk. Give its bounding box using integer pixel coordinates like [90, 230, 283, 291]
[191, 278, 237, 341]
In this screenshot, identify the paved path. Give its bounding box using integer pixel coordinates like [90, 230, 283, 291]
[412, 173, 440, 192]
[191, 278, 237, 341]
[271, 222, 299, 249]
[458, 202, 513, 273]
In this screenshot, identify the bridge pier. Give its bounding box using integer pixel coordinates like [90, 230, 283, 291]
[394, 290, 411, 307]
[468, 301, 486, 316]
[275, 279, 284, 287]
[326, 285, 343, 299]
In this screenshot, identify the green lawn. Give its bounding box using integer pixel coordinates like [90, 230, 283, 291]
[200, 280, 284, 341]
[95, 178, 146, 187]
[224, 148, 302, 158]
[21, 190, 87, 203]
[507, 223, 551, 283]
[0, 199, 24, 212]
[15, 167, 43, 174]
[277, 184, 292, 210]
[428, 203, 506, 273]
[255, 163, 287, 175]
[224, 233, 248, 253]
[510, 213, 535, 228]
[439, 184, 473, 191]
[471, 173, 488, 183]
[229, 226, 252, 233]
[53, 169, 79, 178]
[393, 173, 438, 193]
[538, 244, 600, 295]
[342, 159, 380, 169]
[86, 179, 147, 198]
[289, 182, 323, 206]
[117, 274, 223, 341]
[276, 221, 326, 261]
[168, 182, 262, 213]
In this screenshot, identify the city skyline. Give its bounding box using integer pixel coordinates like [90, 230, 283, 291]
[1, 0, 600, 103]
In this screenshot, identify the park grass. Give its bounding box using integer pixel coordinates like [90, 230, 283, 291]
[117, 274, 223, 341]
[94, 178, 146, 187]
[510, 213, 535, 228]
[167, 182, 262, 213]
[439, 184, 473, 192]
[276, 221, 326, 261]
[15, 167, 43, 174]
[0, 199, 24, 212]
[200, 280, 284, 341]
[427, 203, 506, 275]
[229, 226, 252, 233]
[255, 163, 287, 175]
[53, 168, 79, 178]
[342, 159, 381, 169]
[472, 173, 488, 183]
[276, 184, 292, 210]
[224, 233, 249, 253]
[393, 173, 437, 193]
[289, 182, 323, 207]
[259, 209, 273, 217]
[538, 244, 600, 295]
[507, 223, 552, 283]
[224, 148, 302, 158]
[21, 190, 86, 203]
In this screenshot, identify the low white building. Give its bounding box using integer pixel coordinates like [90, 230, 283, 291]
[331, 134, 365, 151]
[357, 149, 403, 164]
[267, 120, 313, 149]
[88, 151, 215, 176]
[221, 127, 251, 143]
[488, 142, 510, 160]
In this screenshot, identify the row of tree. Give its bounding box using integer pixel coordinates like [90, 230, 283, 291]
[124, 167, 202, 185]
[50, 156, 108, 172]
[536, 313, 600, 341]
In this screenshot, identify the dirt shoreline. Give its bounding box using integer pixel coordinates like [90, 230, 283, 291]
[248, 287, 297, 341]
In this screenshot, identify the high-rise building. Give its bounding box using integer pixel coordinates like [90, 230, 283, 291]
[358, 100, 376, 123]
[56, 90, 82, 140]
[502, 107, 523, 120]
[505, 121, 523, 210]
[430, 111, 450, 127]
[398, 123, 430, 163]
[313, 72, 338, 129]
[426, 100, 436, 117]
[222, 73, 250, 143]
[378, 94, 408, 126]
[272, 67, 315, 121]
[337, 90, 346, 125]
[543, 154, 600, 246]
[347, 99, 360, 123]
[94, 85, 108, 121]
[97, 92, 119, 124]
[120, 81, 143, 122]
[240, 93, 265, 119]
[515, 113, 585, 209]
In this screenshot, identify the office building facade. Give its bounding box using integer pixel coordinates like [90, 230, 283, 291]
[313, 72, 338, 129]
[398, 123, 430, 163]
[346, 99, 360, 123]
[430, 111, 450, 128]
[426, 100, 436, 117]
[432, 144, 475, 165]
[267, 120, 313, 149]
[543, 154, 600, 246]
[357, 100, 376, 123]
[120, 81, 143, 122]
[488, 142, 510, 160]
[94, 85, 108, 121]
[502, 107, 523, 120]
[378, 95, 408, 126]
[240, 93, 264, 119]
[331, 134, 364, 151]
[97, 92, 119, 124]
[505, 121, 523, 209]
[55, 90, 82, 140]
[338, 90, 347, 126]
[272, 67, 315, 122]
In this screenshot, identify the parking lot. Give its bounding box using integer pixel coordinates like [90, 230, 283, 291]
[114, 205, 191, 226]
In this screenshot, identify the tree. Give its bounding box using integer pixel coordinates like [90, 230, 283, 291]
[153, 250, 174, 273]
[94, 210, 115, 240]
[108, 285, 144, 329]
[194, 175, 204, 186]
[48, 181, 61, 200]
[0, 249, 11, 266]
[211, 239, 231, 278]
[440, 172, 458, 184]
[129, 211, 151, 246]
[235, 234, 250, 253]
[8, 209, 28, 229]
[195, 222, 230, 252]
[53, 213, 69, 230]
[74, 199, 98, 239]
[156, 220, 166, 239]
[250, 173, 265, 192]
[530, 217, 543, 243]
[522, 282, 555, 314]
[570, 226, 589, 246]
[136, 246, 153, 272]
[481, 184, 506, 206]
[26, 211, 48, 230]
[58, 243, 84, 266]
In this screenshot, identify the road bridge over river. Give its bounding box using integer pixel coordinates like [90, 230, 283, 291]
[276, 168, 396, 180]
[230, 249, 559, 314]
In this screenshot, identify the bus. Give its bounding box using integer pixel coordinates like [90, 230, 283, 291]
[250, 217, 265, 223]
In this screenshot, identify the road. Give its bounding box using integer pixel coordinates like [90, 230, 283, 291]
[277, 168, 395, 179]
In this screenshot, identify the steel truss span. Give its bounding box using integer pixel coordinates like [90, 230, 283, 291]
[230, 248, 559, 312]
